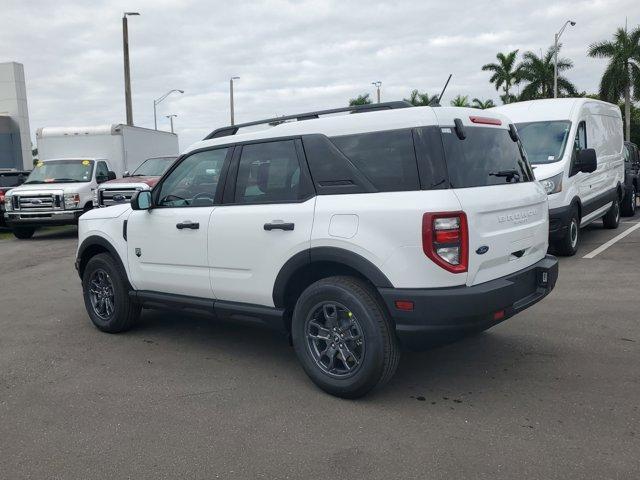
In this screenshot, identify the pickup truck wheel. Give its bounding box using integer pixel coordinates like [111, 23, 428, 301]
[602, 197, 621, 229]
[12, 227, 36, 240]
[292, 276, 400, 398]
[621, 186, 636, 217]
[553, 206, 580, 256]
[82, 253, 140, 333]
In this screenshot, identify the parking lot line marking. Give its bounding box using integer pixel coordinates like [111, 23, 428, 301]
[583, 222, 640, 259]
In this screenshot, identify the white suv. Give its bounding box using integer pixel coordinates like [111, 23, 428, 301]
[75, 102, 558, 398]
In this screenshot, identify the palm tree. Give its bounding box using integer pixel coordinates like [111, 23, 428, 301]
[588, 26, 640, 141]
[519, 45, 578, 100]
[349, 93, 372, 106]
[472, 98, 496, 109]
[482, 50, 521, 104]
[404, 89, 440, 106]
[450, 95, 470, 107]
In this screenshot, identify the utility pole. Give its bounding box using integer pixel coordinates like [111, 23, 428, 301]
[153, 89, 183, 130]
[554, 20, 576, 98]
[372, 81, 382, 103]
[230, 76, 240, 125]
[166, 114, 177, 133]
[122, 12, 140, 126]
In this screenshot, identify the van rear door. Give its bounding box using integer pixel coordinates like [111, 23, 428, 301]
[438, 115, 549, 286]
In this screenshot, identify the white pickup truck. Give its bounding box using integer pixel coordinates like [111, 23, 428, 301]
[3, 124, 178, 239]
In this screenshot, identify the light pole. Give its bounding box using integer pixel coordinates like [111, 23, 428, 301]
[153, 89, 183, 130]
[554, 20, 576, 98]
[230, 76, 240, 125]
[122, 12, 140, 126]
[165, 114, 177, 133]
[372, 81, 382, 103]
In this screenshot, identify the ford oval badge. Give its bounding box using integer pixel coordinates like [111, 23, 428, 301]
[476, 245, 489, 255]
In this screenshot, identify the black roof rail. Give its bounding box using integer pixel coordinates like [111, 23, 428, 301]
[203, 101, 414, 140]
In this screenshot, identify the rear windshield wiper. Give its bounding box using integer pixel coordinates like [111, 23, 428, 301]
[489, 169, 521, 182]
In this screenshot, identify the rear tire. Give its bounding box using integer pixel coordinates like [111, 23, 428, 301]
[291, 276, 400, 398]
[554, 206, 580, 256]
[12, 227, 36, 239]
[82, 253, 140, 333]
[602, 197, 621, 229]
[621, 186, 636, 217]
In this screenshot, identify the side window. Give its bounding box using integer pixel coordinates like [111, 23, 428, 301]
[330, 130, 420, 192]
[574, 121, 587, 151]
[157, 148, 228, 207]
[96, 161, 109, 180]
[234, 140, 303, 203]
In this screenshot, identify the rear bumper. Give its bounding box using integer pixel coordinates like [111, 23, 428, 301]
[379, 255, 558, 350]
[4, 209, 83, 227]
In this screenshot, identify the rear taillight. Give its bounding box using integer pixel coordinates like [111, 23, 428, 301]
[0, 189, 5, 202]
[422, 212, 468, 273]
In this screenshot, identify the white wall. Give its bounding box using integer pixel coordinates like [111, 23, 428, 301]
[0, 62, 32, 169]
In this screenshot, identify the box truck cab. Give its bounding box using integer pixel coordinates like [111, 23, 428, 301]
[3, 124, 178, 239]
[492, 99, 624, 255]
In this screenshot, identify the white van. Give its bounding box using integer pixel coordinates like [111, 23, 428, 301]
[492, 99, 625, 255]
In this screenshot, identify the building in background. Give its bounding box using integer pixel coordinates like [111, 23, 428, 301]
[0, 62, 32, 169]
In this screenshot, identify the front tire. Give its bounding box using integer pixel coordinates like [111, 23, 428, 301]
[602, 197, 621, 229]
[82, 253, 140, 333]
[621, 186, 636, 217]
[554, 206, 580, 256]
[12, 227, 36, 239]
[291, 276, 400, 398]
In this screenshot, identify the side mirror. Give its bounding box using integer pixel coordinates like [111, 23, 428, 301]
[96, 174, 107, 184]
[108, 171, 117, 181]
[576, 148, 597, 173]
[131, 190, 152, 210]
[123, 171, 130, 177]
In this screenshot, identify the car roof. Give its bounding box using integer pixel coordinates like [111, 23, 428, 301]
[185, 106, 511, 154]
[490, 98, 621, 123]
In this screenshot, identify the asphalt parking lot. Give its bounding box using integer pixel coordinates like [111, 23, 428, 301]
[1, 222, 639, 480]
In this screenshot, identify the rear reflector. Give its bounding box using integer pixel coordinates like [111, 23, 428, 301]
[422, 211, 468, 273]
[493, 310, 505, 320]
[469, 116, 502, 126]
[394, 300, 414, 311]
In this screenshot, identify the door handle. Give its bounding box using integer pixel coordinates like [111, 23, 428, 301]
[264, 222, 295, 231]
[176, 221, 200, 230]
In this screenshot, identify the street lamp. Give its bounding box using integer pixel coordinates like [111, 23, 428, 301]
[165, 114, 177, 133]
[122, 12, 140, 126]
[554, 20, 576, 98]
[230, 76, 240, 125]
[372, 81, 382, 104]
[153, 89, 183, 130]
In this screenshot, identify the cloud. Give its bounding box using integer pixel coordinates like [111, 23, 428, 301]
[1, 0, 638, 149]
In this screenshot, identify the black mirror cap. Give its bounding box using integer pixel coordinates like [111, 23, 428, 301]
[577, 148, 597, 173]
[131, 190, 152, 210]
[107, 171, 117, 180]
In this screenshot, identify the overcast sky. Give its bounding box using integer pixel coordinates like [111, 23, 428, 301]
[1, 0, 639, 149]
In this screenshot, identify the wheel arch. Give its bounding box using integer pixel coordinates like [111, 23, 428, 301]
[272, 247, 393, 312]
[77, 235, 129, 286]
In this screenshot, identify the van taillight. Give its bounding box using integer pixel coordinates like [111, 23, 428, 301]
[422, 212, 468, 273]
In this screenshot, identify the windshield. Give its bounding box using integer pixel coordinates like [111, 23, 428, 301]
[132, 157, 175, 176]
[515, 121, 571, 164]
[24, 160, 94, 184]
[440, 126, 534, 188]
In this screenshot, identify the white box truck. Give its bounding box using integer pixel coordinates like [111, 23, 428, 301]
[3, 124, 178, 239]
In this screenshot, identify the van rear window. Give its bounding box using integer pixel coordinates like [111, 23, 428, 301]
[440, 126, 534, 188]
[330, 129, 420, 192]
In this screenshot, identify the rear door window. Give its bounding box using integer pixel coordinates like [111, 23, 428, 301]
[440, 126, 534, 188]
[330, 129, 420, 192]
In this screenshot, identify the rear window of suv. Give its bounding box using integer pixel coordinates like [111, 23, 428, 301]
[440, 126, 534, 188]
[330, 129, 420, 192]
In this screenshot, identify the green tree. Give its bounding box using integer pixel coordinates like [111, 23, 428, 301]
[482, 50, 521, 104]
[450, 95, 470, 107]
[349, 93, 372, 106]
[472, 98, 496, 109]
[588, 25, 640, 141]
[518, 45, 578, 100]
[404, 89, 440, 106]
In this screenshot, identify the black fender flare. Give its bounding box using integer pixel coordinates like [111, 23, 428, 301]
[272, 246, 393, 308]
[76, 235, 128, 283]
